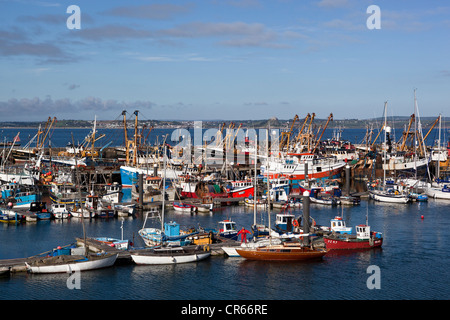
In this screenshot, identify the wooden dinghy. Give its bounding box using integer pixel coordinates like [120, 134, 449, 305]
[25, 252, 118, 274]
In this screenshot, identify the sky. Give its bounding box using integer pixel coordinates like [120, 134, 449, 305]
[0, 0, 449, 122]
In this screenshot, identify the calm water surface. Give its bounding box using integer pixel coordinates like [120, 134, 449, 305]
[1, 198, 449, 300]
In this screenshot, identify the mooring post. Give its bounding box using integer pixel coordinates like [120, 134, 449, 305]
[302, 190, 310, 246]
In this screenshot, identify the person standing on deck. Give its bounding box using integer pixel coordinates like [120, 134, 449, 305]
[237, 227, 251, 243]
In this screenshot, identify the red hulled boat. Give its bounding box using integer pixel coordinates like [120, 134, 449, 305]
[324, 224, 383, 250]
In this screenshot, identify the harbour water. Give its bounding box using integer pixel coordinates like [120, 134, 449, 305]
[1, 197, 449, 300]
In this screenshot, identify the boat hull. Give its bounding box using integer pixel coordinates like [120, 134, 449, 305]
[324, 237, 383, 250]
[235, 245, 327, 261]
[25, 253, 118, 274]
[369, 190, 410, 203]
[425, 188, 450, 199]
[131, 247, 210, 264]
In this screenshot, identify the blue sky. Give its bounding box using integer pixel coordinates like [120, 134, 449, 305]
[1, 0, 449, 121]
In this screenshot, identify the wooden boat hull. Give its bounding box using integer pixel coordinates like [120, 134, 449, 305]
[131, 247, 210, 265]
[235, 245, 327, 261]
[324, 237, 383, 250]
[25, 253, 118, 274]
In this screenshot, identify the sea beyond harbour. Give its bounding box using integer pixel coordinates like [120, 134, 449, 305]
[0, 126, 449, 303]
[0, 126, 448, 149]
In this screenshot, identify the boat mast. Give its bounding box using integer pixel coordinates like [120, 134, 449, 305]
[437, 113, 441, 179]
[266, 128, 271, 242]
[253, 134, 257, 226]
[383, 101, 387, 190]
[122, 110, 129, 164]
[133, 110, 139, 167]
[161, 143, 167, 233]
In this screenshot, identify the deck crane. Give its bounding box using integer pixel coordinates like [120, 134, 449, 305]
[279, 114, 299, 151]
[312, 113, 333, 154]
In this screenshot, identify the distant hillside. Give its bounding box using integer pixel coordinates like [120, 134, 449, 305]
[0, 116, 448, 130]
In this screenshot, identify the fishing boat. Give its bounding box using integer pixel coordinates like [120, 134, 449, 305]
[70, 206, 92, 219]
[49, 203, 71, 219]
[322, 216, 352, 234]
[235, 241, 327, 261]
[217, 219, 238, 240]
[0, 208, 24, 223]
[261, 153, 347, 183]
[274, 212, 297, 233]
[369, 188, 410, 203]
[324, 224, 383, 250]
[244, 197, 267, 208]
[93, 238, 131, 250]
[130, 245, 210, 265]
[226, 180, 254, 198]
[309, 186, 341, 205]
[173, 201, 197, 212]
[1, 182, 41, 209]
[114, 203, 136, 217]
[48, 182, 84, 205]
[85, 195, 115, 218]
[339, 195, 361, 205]
[28, 201, 52, 220]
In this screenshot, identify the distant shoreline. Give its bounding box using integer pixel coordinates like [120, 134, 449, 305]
[0, 116, 448, 130]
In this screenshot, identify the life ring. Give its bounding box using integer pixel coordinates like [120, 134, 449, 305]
[395, 191, 399, 195]
[292, 219, 299, 227]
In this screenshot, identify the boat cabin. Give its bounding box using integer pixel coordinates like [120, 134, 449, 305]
[330, 217, 352, 234]
[356, 225, 370, 240]
[103, 183, 122, 203]
[270, 187, 288, 202]
[218, 220, 238, 239]
[218, 220, 236, 233]
[51, 203, 68, 213]
[275, 213, 296, 232]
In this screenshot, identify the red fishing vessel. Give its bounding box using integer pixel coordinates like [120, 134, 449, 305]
[226, 180, 254, 198]
[324, 224, 383, 250]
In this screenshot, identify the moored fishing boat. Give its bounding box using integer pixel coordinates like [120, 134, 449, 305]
[324, 224, 383, 250]
[369, 189, 410, 203]
[320, 216, 352, 234]
[0, 208, 24, 223]
[70, 206, 92, 219]
[173, 201, 197, 212]
[28, 201, 52, 220]
[226, 180, 254, 198]
[49, 203, 71, 219]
